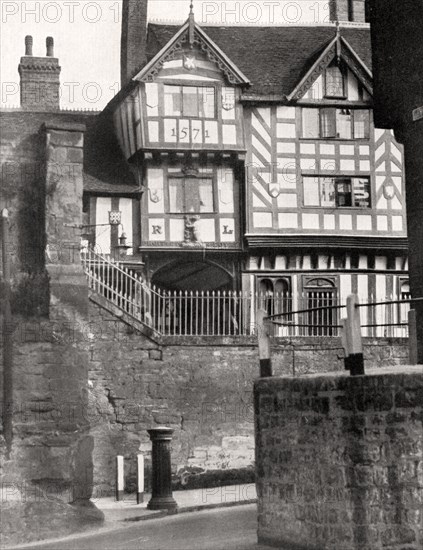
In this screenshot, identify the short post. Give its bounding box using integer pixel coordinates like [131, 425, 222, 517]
[257, 309, 272, 377]
[147, 427, 178, 511]
[137, 453, 144, 504]
[408, 309, 418, 365]
[116, 455, 124, 501]
[342, 294, 365, 376]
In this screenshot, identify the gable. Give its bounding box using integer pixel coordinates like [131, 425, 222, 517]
[146, 24, 372, 98]
[135, 21, 249, 86]
[289, 34, 373, 102]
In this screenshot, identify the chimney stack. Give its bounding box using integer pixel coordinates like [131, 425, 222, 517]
[121, 0, 148, 87]
[18, 36, 61, 111]
[46, 36, 54, 57]
[329, 0, 367, 23]
[25, 35, 33, 56]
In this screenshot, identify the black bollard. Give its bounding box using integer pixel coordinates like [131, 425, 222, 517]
[147, 427, 178, 511]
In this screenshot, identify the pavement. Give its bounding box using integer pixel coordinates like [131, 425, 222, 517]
[8, 484, 259, 550]
[96, 483, 257, 523]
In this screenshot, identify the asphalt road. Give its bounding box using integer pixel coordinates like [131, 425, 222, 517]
[16, 504, 275, 550]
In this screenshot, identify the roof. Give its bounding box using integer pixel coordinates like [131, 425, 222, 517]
[146, 23, 372, 97]
[83, 112, 139, 195]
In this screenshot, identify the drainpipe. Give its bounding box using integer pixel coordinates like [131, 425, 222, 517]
[1, 209, 13, 456]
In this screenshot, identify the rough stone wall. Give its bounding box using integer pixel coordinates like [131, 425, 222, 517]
[85, 296, 410, 495]
[0, 113, 103, 545]
[255, 366, 423, 550]
[0, 111, 93, 316]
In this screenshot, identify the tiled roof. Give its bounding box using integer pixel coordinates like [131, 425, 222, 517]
[83, 112, 139, 194]
[146, 24, 372, 97]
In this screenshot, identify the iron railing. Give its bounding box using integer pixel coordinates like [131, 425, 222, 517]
[81, 249, 411, 338]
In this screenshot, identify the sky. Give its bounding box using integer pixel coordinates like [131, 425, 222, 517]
[1, 0, 330, 109]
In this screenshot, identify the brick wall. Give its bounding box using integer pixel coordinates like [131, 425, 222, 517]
[255, 366, 423, 550]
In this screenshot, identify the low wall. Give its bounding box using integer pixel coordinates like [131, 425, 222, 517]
[254, 366, 423, 550]
[86, 297, 409, 494]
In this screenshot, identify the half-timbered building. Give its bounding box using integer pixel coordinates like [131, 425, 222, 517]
[82, 0, 408, 337]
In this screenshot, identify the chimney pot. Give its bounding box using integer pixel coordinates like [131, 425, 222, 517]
[25, 35, 33, 56]
[46, 36, 54, 57]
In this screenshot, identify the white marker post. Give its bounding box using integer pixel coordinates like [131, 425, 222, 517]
[116, 455, 124, 501]
[137, 454, 144, 504]
[257, 309, 272, 377]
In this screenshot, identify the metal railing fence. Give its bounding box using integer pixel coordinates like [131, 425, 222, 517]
[81, 249, 411, 338]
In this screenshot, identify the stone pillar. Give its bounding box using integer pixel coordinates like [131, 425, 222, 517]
[43, 122, 88, 314]
[147, 427, 178, 511]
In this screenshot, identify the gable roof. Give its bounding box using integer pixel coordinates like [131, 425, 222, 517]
[146, 23, 372, 98]
[288, 31, 373, 101]
[135, 19, 250, 85]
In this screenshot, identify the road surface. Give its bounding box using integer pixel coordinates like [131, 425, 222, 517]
[14, 504, 275, 550]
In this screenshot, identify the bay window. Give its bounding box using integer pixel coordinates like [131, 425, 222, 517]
[164, 85, 216, 118]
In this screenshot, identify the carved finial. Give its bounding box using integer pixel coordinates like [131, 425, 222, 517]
[188, 0, 195, 47]
[25, 35, 33, 56]
[335, 21, 341, 62]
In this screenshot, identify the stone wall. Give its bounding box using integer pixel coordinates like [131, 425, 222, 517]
[0, 112, 103, 546]
[85, 296, 410, 495]
[254, 366, 423, 550]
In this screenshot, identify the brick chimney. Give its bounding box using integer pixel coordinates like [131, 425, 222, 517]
[121, 0, 148, 87]
[18, 36, 61, 111]
[329, 0, 367, 22]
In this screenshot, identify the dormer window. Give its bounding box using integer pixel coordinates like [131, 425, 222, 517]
[164, 85, 216, 119]
[324, 64, 346, 98]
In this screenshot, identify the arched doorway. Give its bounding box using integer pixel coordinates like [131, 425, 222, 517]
[152, 260, 232, 292]
[151, 260, 235, 335]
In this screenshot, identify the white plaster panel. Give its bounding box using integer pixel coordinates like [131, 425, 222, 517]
[277, 123, 296, 138]
[356, 215, 372, 231]
[320, 144, 335, 155]
[340, 159, 355, 171]
[277, 142, 296, 154]
[119, 198, 133, 255]
[276, 193, 297, 208]
[300, 143, 315, 155]
[276, 106, 296, 119]
[278, 213, 298, 228]
[95, 197, 111, 255]
[169, 219, 185, 242]
[198, 218, 216, 242]
[339, 215, 353, 230]
[392, 216, 403, 231]
[340, 145, 355, 156]
[377, 216, 388, 231]
[253, 212, 273, 227]
[302, 213, 319, 229]
[148, 121, 159, 142]
[323, 214, 335, 230]
[222, 124, 237, 144]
